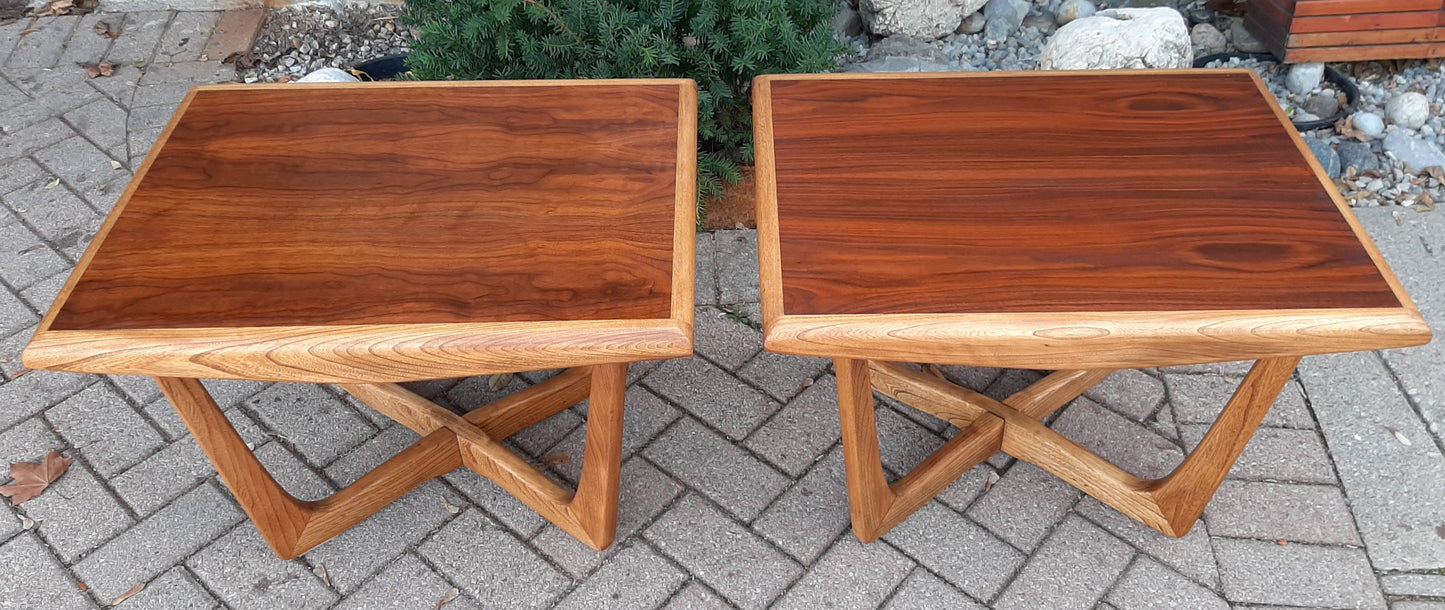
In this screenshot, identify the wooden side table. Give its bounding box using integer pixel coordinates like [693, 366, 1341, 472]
[23, 80, 698, 558]
[752, 70, 1432, 541]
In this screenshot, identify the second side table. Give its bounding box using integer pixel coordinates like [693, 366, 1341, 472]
[752, 69, 1432, 541]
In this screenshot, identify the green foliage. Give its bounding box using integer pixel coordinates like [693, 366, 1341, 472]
[402, 0, 846, 225]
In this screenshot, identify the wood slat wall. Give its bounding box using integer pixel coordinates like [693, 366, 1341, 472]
[1245, 0, 1445, 62]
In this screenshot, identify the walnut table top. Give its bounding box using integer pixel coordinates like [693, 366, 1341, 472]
[752, 70, 1431, 369]
[24, 80, 698, 382]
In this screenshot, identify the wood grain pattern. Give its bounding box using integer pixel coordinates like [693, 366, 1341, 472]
[1293, 0, 1441, 16]
[24, 80, 697, 382]
[753, 71, 1430, 369]
[160, 364, 628, 558]
[1291, 27, 1445, 47]
[1291, 10, 1441, 32]
[1286, 42, 1445, 61]
[765, 72, 1396, 316]
[54, 83, 680, 330]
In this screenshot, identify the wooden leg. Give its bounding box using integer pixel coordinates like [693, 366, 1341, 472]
[157, 363, 630, 559]
[832, 357, 1300, 541]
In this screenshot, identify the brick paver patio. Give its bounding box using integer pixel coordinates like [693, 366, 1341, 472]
[2, 10, 1444, 610]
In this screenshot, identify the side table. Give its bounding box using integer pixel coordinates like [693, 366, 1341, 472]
[752, 70, 1432, 541]
[23, 79, 698, 558]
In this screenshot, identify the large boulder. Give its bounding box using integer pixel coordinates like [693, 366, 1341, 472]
[1039, 8, 1192, 70]
[861, 0, 988, 40]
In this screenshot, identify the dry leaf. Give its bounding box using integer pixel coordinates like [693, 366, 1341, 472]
[1277, 539, 1289, 545]
[1417, 193, 1436, 213]
[435, 587, 460, 609]
[44, 177, 61, 189]
[1387, 426, 1412, 447]
[1426, 166, 1445, 180]
[19, 514, 35, 530]
[83, 61, 114, 79]
[313, 564, 331, 588]
[111, 582, 144, 605]
[277, 74, 293, 83]
[797, 377, 814, 392]
[1394, 210, 1403, 226]
[1335, 116, 1369, 142]
[487, 373, 513, 391]
[77, 582, 88, 591]
[543, 452, 571, 465]
[1, 450, 74, 505]
[984, 470, 999, 492]
[222, 51, 258, 70]
[109, 160, 122, 170]
[19, 28, 37, 35]
[93, 20, 118, 38]
[441, 497, 461, 515]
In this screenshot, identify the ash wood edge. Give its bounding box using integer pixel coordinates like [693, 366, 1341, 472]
[752, 68, 1262, 85]
[189, 78, 700, 94]
[33, 87, 202, 336]
[752, 76, 785, 329]
[672, 81, 699, 335]
[23, 320, 691, 383]
[762, 309, 1430, 369]
[1244, 69, 1430, 321]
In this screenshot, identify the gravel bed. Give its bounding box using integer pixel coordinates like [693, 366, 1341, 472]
[244, 2, 415, 83]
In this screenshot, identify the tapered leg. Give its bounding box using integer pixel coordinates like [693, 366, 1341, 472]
[157, 362, 632, 559]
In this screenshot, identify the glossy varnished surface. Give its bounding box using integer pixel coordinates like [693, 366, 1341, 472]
[51, 83, 682, 331]
[763, 71, 1399, 316]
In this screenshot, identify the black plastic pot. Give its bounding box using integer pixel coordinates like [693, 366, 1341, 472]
[1193, 52, 1359, 131]
[351, 54, 411, 81]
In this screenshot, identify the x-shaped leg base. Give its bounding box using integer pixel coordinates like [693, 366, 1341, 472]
[156, 363, 627, 559]
[834, 356, 1301, 541]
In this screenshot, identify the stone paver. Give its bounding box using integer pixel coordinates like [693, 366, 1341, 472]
[884, 501, 1025, 602]
[419, 510, 570, 609]
[646, 494, 802, 610]
[993, 515, 1134, 610]
[1301, 350, 1445, 571]
[1, 12, 1442, 609]
[1214, 537, 1386, 609]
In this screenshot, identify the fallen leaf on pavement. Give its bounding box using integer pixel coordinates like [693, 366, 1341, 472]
[1, 450, 74, 505]
[44, 177, 60, 188]
[435, 587, 460, 609]
[313, 564, 331, 588]
[19, 514, 34, 530]
[111, 582, 144, 605]
[1387, 426, 1412, 447]
[487, 372, 513, 391]
[277, 74, 293, 83]
[984, 470, 999, 492]
[93, 20, 118, 38]
[543, 452, 571, 465]
[77, 582, 87, 591]
[110, 160, 122, 170]
[83, 61, 114, 78]
[441, 497, 461, 515]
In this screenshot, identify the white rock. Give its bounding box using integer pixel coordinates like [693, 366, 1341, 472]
[1039, 8, 1191, 70]
[1385, 92, 1430, 130]
[861, 0, 989, 40]
[1055, 0, 1095, 25]
[1384, 131, 1445, 172]
[1285, 62, 1323, 95]
[1190, 23, 1226, 54]
[296, 67, 361, 83]
[1352, 112, 1385, 139]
